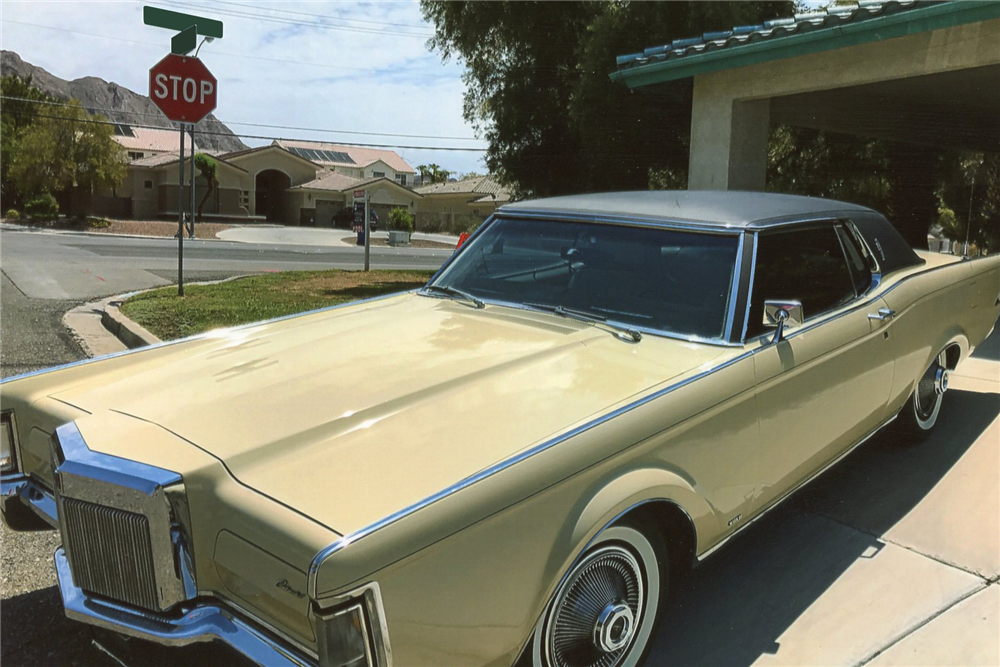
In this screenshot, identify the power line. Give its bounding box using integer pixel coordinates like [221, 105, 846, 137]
[212, 1, 432, 31]
[0, 19, 380, 72]
[149, 1, 431, 38]
[5, 109, 488, 152]
[1, 96, 484, 143]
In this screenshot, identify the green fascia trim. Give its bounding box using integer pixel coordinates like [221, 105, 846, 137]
[611, 2, 1000, 88]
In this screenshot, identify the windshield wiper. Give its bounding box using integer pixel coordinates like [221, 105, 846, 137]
[523, 303, 642, 343]
[420, 284, 485, 309]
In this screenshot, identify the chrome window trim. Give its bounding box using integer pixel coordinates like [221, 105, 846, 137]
[459, 297, 740, 348]
[740, 232, 759, 342]
[55, 547, 317, 667]
[307, 346, 757, 598]
[427, 216, 744, 347]
[495, 209, 747, 233]
[722, 232, 746, 342]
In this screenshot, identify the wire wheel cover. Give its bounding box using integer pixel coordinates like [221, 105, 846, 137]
[547, 546, 644, 667]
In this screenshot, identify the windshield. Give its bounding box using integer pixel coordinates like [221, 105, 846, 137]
[429, 217, 741, 340]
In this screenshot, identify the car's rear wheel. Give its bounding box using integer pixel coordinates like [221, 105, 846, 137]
[531, 524, 665, 667]
[898, 350, 950, 435]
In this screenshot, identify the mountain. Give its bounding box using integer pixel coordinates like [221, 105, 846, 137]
[1, 50, 247, 153]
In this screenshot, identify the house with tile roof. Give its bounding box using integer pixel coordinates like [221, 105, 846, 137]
[104, 134, 422, 225]
[414, 176, 511, 231]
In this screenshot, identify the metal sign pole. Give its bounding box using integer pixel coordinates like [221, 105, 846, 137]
[188, 125, 196, 238]
[177, 123, 185, 296]
[364, 193, 371, 272]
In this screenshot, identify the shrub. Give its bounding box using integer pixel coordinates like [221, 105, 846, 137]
[5, 209, 20, 220]
[24, 193, 59, 219]
[86, 216, 111, 228]
[388, 207, 414, 235]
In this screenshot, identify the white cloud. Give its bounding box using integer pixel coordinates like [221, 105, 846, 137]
[0, 0, 487, 174]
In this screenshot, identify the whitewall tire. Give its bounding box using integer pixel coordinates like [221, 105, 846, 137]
[531, 524, 665, 667]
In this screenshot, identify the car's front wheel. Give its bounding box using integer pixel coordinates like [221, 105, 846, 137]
[531, 524, 665, 667]
[898, 350, 950, 435]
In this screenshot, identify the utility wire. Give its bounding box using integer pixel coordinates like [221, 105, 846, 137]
[5, 109, 488, 152]
[211, 1, 432, 31]
[1, 96, 484, 143]
[1, 20, 383, 73]
[149, 0, 431, 38]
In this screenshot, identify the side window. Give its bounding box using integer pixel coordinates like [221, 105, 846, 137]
[747, 225, 856, 339]
[836, 224, 871, 296]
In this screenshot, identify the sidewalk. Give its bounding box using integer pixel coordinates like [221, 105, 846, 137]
[216, 226, 459, 247]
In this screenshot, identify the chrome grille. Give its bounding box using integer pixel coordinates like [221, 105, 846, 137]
[62, 497, 159, 611]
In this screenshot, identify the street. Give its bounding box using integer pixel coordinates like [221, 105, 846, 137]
[1, 227, 998, 666]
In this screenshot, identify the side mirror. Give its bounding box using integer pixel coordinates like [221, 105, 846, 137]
[763, 300, 804, 344]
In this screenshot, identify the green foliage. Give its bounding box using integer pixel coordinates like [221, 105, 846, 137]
[1, 73, 57, 208]
[86, 216, 112, 228]
[121, 270, 434, 340]
[936, 152, 999, 253]
[421, 1, 790, 197]
[5, 209, 20, 220]
[7, 99, 127, 214]
[416, 163, 452, 184]
[24, 193, 59, 219]
[193, 153, 220, 221]
[388, 207, 415, 234]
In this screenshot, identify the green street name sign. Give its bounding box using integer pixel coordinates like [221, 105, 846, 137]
[171, 24, 198, 55]
[143, 6, 224, 39]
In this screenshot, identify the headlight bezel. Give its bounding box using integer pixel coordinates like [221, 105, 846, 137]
[315, 582, 391, 667]
[1, 410, 20, 477]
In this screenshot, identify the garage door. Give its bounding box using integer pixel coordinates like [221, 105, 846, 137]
[316, 200, 340, 228]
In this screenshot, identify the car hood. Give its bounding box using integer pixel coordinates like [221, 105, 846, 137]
[52, 294, 724, 535]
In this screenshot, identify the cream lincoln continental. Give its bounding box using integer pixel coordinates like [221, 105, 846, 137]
[2, 192, 999, 667]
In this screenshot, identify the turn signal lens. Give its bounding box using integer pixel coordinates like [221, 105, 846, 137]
[1, 411, 16, 474]
[317, 602, 371, 667]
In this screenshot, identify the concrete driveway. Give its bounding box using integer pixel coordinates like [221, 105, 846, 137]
[217, 226, 460, 247]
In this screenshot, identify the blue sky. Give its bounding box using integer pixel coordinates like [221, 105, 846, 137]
[0, 1, 488, 175]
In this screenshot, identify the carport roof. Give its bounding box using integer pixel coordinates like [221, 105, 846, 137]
[611, 0, 1000, 88]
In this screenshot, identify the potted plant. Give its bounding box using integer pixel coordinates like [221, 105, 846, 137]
[388, 207, 414, 246]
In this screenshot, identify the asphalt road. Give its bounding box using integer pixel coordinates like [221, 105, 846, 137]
[0, 227, 452, 302]
[1, 228, 997, 666]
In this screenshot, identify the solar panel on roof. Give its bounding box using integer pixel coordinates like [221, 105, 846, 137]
[114, 124, 136, 138]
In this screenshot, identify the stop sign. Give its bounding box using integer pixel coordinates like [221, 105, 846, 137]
[148, 54, 217, 124]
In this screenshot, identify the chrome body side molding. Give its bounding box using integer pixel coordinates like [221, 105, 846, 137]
[307, 347, 757, 598]
[696, 411, 900, 562]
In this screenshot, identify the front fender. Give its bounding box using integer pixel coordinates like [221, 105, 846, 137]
[569, 467, 715, 558]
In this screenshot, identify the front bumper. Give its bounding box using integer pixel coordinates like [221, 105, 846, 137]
[55, 548, 317, 667]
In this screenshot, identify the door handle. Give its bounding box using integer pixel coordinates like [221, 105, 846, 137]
[867, 308, 896, 322]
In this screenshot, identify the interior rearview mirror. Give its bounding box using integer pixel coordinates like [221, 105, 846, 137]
[763, 300, 804, 344]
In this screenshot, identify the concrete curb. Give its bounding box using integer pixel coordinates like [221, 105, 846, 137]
[101, 300, 162, 349]
[0, 222, 228, 243]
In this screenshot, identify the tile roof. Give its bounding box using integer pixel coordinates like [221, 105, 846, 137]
[290, 174, 422, 197]
[274, 139, 415, 174]
[415, 175, 508, 198]
[614, 0, 935, 75]
[113, 126, 196, 153]
[128, 151, 248, 173]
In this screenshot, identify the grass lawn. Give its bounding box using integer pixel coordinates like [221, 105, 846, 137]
[120, 269, 434, 341]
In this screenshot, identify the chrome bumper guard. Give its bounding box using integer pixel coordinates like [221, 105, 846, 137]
[55, 547, 317, 667]
[1, 475, 59, 528]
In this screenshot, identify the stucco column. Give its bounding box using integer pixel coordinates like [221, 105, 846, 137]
[688, 79, 770, 191]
